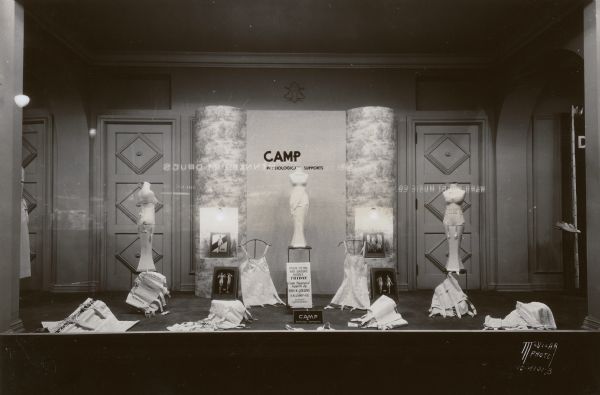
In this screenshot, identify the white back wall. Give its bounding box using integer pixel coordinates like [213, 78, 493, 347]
[246, 111, 346, 294]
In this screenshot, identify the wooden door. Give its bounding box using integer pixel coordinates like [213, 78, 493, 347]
[415, 122, 480, 289]
[105, 121, 173, 290]
[21, 118, 50, 290]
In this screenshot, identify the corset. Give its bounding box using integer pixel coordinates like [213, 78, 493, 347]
[443, 203, 465, 226]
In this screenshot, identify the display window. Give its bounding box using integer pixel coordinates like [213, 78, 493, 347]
[14, 87, 590, 335]
[1, 1, 600, 392]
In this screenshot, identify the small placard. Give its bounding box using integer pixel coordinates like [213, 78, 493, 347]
[293, 309, 323, 324]
[286, 262, 312, 308]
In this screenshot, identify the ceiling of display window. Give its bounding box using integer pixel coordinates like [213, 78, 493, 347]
[22, 0, 583, 61]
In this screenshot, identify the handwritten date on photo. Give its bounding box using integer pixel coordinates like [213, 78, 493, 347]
[518, 341, 558, 376]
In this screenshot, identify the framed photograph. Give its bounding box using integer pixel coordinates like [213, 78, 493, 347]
[370, 268, 397, 302]
[209, 232, 231, 257]
[363, 232, 385, 258]
[211, 267, 239, 300]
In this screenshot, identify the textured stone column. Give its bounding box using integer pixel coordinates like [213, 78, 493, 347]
[346, 106, 397, 270]
[193, 106, 247, 297]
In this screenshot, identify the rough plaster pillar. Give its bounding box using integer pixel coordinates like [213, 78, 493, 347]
[0, 0, 24, 332]
[583, 0, 600, 329]
[346, 107, 398, 278]
[193, 106, 247, 297]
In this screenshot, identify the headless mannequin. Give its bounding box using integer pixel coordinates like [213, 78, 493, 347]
[20, 167, 31, 278]
[289, 169, 309, 247]
[442, 183, 466, 273]
[137, 181, 159, 272]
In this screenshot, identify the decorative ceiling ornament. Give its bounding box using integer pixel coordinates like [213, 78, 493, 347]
[284, 81, 305, 103]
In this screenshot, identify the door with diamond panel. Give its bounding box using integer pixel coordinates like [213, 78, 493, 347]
[105, 121, 173, 290]
[415, 122, 480, 289]
[21, 118, 50, 290]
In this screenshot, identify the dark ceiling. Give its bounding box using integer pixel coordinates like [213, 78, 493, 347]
[23, 0, 583, 57]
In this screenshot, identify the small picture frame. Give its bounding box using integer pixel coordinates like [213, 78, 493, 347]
[209, 232, 231, 258]
[363, 232, 385, 258]
[370, 268, 397, 302]
[211, 267, 239, 300]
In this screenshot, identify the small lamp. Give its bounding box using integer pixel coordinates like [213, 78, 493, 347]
[216, 207, 225, 222]
[369, 207, 379, 220]
[14, 94, 30, 108]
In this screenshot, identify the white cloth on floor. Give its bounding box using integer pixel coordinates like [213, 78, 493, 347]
[167, 300, 252, 332]
[44, 298, 138, 333]
[350, 295, 408, 330]
[126, 271, 170, 316]
[326, 241, 370, 310]
[483, 301, 557, 330]
[429, 274, 476, 318]
[239, 245, 284, 307]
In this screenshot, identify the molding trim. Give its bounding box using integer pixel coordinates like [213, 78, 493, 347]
[492, 283, 564, 291]
[8, 319, 25, 333]
[530, 283, 564, 291]
[493, 283, 534, 292]
[89, 51, 492, 69]
[50, 283, 98, 293]
[179, 283, 196, 293]
[582, 315, 600, 330]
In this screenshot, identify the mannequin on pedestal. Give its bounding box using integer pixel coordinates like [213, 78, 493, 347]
[20, 167, 31, 279]
[289, 169, 309, 248]
[137, 181, 158, 272]
[443, 182, 466, 273]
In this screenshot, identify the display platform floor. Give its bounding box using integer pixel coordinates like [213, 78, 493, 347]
[18, 290, 588, 332]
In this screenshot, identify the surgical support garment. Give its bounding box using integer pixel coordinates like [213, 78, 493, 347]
[167, 300, 252, 332]
[126, 271, 170, 316]
[483, 301, 557, 330]
[326, 241, 370, 311]
[349, 295, 408, 330]
[44, 298, 138, 333]
[429, 274, 476, 318]
[239, 245, 284, 307]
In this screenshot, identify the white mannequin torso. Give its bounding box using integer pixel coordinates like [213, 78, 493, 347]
[442, 185, 466, 226]
[289, 170, 309, 247]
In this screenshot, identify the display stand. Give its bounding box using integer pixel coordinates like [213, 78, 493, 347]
[286, 246, 312, 311]
[453, 268, 468, 291]
[287, 246, 311, 262]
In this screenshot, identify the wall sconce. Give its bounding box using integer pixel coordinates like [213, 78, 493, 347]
[14, 94, 30, 108]
[369, 207, 379, 220]
[215, 207, 225, 222]
[89, 128, 97, 138]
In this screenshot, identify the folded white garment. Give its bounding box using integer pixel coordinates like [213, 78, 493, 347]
[126, 271, 170, 316]
[484, 301, 557, 330]
[350, 295, 408, 330]
[429, 274, 476, 318]
[167, 299, 252, 332]
[44, 298, 138, 333]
